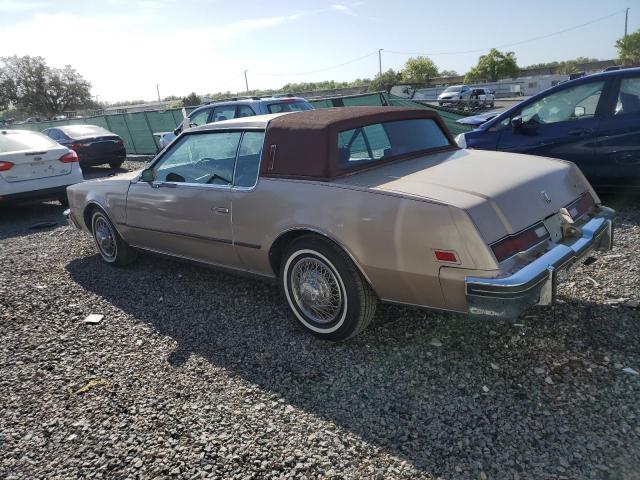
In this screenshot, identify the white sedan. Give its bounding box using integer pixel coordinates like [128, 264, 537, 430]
[0, 129, 84, 206]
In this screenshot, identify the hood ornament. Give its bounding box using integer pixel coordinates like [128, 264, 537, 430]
[540, 190, 551, 204]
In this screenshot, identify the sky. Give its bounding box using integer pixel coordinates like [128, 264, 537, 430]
[0, 0, 636, 102]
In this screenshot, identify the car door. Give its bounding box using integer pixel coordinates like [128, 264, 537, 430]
[593, 74, 640, 188]
[495, 79, 606, 179]
[124, 130, 242, 268]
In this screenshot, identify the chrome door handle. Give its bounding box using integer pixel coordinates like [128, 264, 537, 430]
[213, 206, 230, 214]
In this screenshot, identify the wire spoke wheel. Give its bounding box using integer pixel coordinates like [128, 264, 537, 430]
[94, 216, 117, 261]
[290, 257, 343, 325]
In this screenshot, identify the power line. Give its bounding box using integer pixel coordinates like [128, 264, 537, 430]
[386, 9, 626, 57]
[252, 50, 378, 77]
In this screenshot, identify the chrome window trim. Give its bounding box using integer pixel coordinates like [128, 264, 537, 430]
[145, 128, 265, 192]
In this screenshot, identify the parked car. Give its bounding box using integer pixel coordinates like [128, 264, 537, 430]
[438, 85, 471, 106]
[469, 87, 495, 107]
[24, 117, 42, 123]
[155, 96, 314, 149]
[42, 125, 126, 169]
[456, 67, 640, 191]
[0, 129, 83, 206]
[65, 107, 613, 341]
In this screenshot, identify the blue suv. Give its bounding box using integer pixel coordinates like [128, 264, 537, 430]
[457, 68, 640, 191]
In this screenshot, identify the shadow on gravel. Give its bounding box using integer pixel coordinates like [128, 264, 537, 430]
[0, 201, 66, 241]
[66, 251, 640, 477]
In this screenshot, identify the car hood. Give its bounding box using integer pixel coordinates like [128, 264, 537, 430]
[334, 149, 593, 243]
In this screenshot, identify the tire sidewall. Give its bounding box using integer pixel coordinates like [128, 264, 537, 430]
[282, 239, 364, 340]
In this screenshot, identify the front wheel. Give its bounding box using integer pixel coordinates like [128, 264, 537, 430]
[91, 209, 137, 266]
[281, 236, 377, 341]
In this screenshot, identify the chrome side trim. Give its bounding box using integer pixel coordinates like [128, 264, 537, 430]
[120, 223, 232, 245]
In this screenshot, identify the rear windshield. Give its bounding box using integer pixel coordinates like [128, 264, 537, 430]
[0, 130, 59, 153]
[337, 118, 450, 169]
[60, 125, 113, 138]
[267, 101, 313, 113]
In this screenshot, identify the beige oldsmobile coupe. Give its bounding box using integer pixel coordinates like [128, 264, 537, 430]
[65, 107, 614, 340]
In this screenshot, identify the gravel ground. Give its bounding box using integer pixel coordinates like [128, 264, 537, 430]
[1, 160, 639, 480]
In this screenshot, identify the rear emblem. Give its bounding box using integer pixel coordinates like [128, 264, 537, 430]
[540, 190, 551, 203]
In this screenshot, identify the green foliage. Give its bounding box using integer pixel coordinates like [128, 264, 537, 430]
[616, 29, 640, 65]
[465, 49, 519, 82]
[438, 69, 459, 77]
[368, 69, 402, 93]
[0, 55, 92, 117]
[400, 56, 438, 84]
[182, 92, 202, 107]
[523, 57, 599, 71]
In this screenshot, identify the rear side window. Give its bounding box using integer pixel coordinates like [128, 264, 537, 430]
[0, 131, 59, 153]
[267, 101, 313, 113]
[615, 77, 640, 115]
[337, 118, 450, 169]
[61, 125, 112, 138]
[234, 131, 264, 188]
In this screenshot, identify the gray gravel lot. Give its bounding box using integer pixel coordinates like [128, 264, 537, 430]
[1, 159, 639, 479]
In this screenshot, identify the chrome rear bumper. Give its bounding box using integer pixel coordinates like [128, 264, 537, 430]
[465, 208, 614, 320]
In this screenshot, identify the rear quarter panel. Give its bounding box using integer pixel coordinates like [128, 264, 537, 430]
[231, 178, 497, 310]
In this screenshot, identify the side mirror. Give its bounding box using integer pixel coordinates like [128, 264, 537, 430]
[511, 116, 523, 132]
[574, 106, 586, 117]
[140, 168, 155, 183]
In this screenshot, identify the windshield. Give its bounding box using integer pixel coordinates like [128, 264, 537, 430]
[443, 86, 462, 93]
[267, 101, 313, 113]
[337, 118, 450, 169]
[61, 125, 113, 138]
[0, 130, 59, 153]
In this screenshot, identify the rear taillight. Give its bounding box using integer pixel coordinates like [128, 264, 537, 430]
[566, 192, 595, 220]
[0, 161, 14, 171]
[116, 139, 123, 145]
[59, 151, 79, 163]
[491, 223, 549, 263]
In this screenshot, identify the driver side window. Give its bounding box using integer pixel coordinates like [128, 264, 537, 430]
[154, 132, 241, 185]
[520, 81, 604, 125]
[189, 108, 211, 128]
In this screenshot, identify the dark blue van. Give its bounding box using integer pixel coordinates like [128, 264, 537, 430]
[457, 68, 640, 191]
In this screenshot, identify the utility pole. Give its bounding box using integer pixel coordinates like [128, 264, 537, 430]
[625, 7, 629, 37]
[156, 84, 161, 103]
[244, 70, 249, 93]
[378, 49, 383, 77]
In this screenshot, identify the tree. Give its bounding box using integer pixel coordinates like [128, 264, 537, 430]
[0, 55, 92, 117]
[616, 29, 640, 65]
[438, 69, 459, 77]
[464, 49, 519, 82]
[400, 56, 438, 84]
[368, 69, 402, 93]
[182, 92, 202, 107]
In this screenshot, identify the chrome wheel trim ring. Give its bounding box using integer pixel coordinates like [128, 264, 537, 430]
[283, 249, 348, 334]
[93, 215, 117, 262]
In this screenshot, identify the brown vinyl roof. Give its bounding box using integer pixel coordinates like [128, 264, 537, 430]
[260, 106, 456, 180]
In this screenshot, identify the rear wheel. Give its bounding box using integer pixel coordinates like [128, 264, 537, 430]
[91, 209, 137, 266]
[109, 160, 124, 169]
[281, 236, 376, 341]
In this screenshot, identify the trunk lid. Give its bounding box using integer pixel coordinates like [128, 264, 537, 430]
[71, 135, 125, 161]
[334, 149, 589, 243]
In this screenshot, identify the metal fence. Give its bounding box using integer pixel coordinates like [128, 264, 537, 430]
[8, 92, 471, 155]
